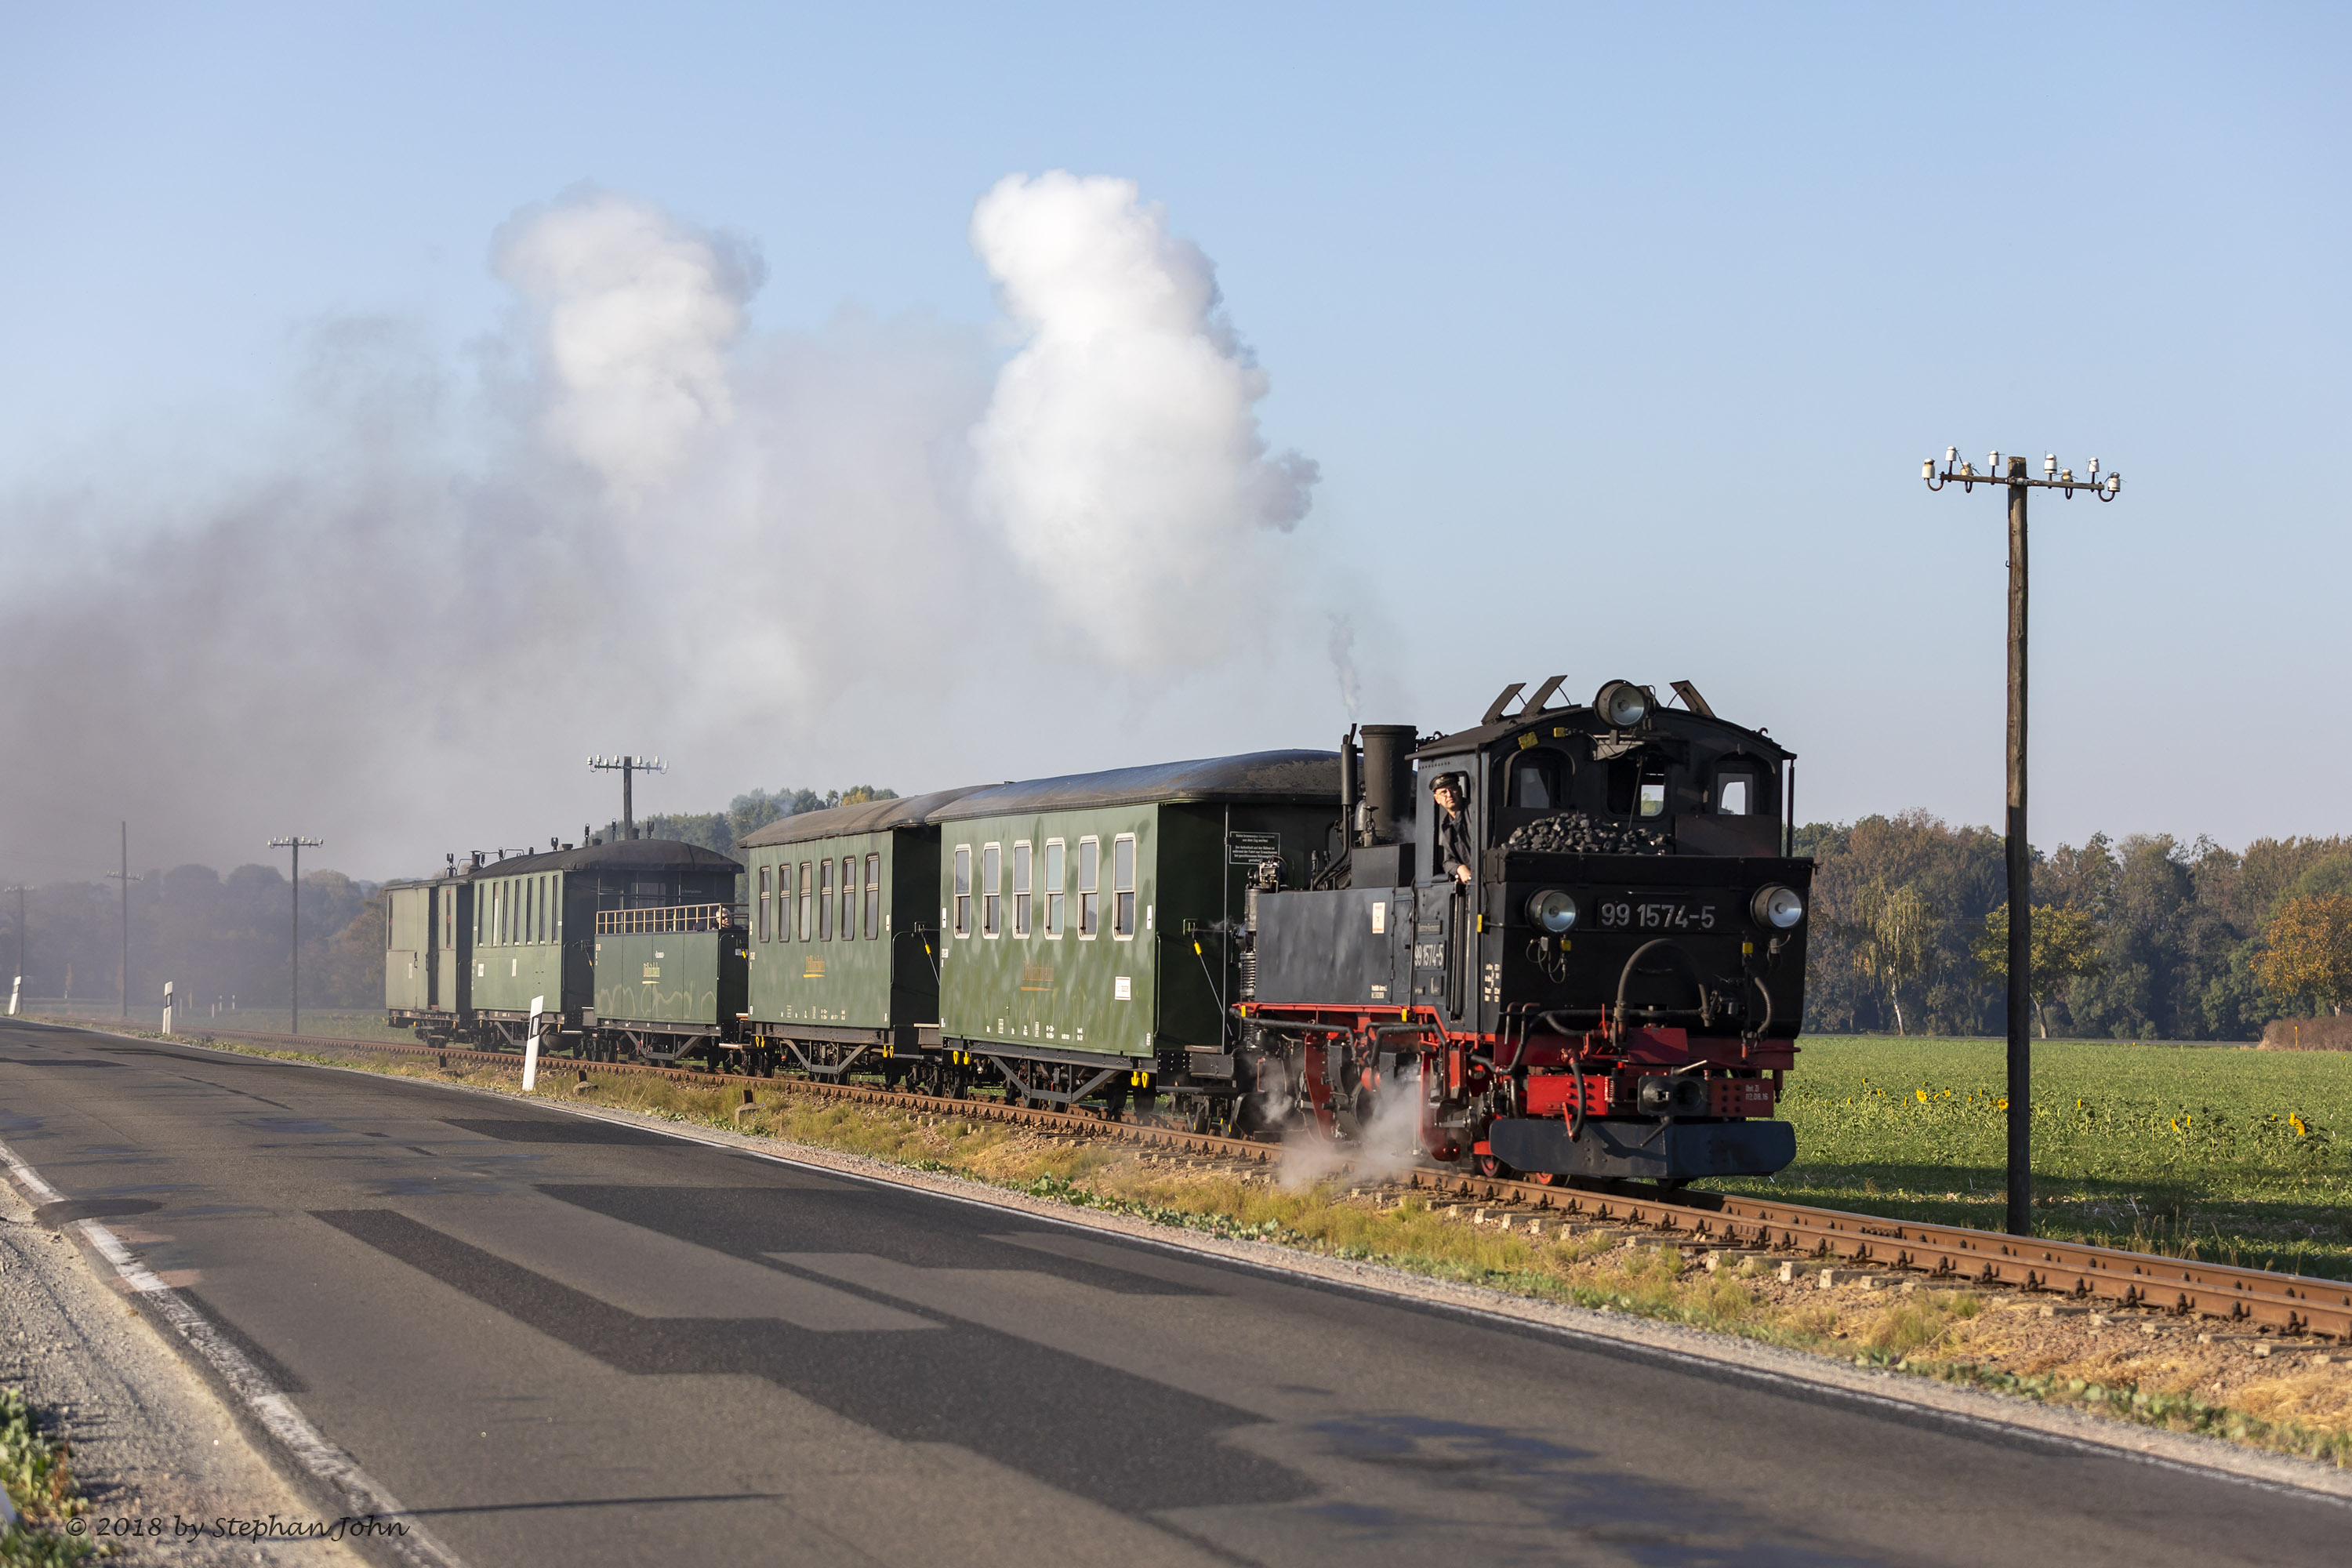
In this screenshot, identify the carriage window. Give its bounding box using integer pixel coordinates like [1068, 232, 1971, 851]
[1045, 840, 1065, 938]
[953, 846, 972, 937]
[778, 863, 793, 940]
[1508, 750, 1564, 809]
[982, 844, 1001, 937]
[798, 862, 813, 940]
[1012, 842, 1032, 937]
[864, 854, 880, 938]
[537, 877, 548, 942]
[836, 857, 852, 940]
[1718, 772, 1755, 816]
[1078, 837, 1099, 938]
[1112, 835, 1137, 938]
[818, 858, 834, 940]
[757, 866, 771, 940]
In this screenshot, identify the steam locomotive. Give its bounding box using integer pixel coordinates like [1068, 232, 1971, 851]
[383, 676, 1808, 1182]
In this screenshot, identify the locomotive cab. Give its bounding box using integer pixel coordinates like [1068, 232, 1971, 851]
[1245, 677, 1811, 1184]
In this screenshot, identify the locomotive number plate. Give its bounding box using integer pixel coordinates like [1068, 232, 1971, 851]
[1598, 897, 1718, 931]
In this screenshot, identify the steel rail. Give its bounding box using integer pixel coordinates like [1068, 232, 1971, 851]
[147, 1023, 2350, 1338]
[1403, 1169, 2352, 1339]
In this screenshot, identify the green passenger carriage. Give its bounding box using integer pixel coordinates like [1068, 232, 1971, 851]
[924, 753, 1339, 1113]
[735, 787, 989, 1083]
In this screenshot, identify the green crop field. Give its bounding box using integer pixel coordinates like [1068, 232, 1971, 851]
[1718, 1036, 2352, 1281]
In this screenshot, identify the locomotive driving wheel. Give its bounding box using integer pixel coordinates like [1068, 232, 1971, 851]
[1475, 1152, 1515, 1180]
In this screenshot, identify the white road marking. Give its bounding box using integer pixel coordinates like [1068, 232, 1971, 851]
[0, 1134, 472, 1568]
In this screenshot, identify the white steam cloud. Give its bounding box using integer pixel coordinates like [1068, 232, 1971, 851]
[970, 172, 1319, 665]
[495, 191, 760, 502]
[0, 173, 1344, 880]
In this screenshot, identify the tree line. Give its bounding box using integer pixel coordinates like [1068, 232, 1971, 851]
[0, 785, 896, 1013]
[1800, 812, 2352, 1039]
[0, 862, 382, 1012]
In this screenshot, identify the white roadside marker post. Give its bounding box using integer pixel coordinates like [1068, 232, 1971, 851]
[524, 995, 546, 1091]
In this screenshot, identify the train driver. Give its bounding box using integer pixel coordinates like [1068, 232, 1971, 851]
[1432, 773, 1475, 885]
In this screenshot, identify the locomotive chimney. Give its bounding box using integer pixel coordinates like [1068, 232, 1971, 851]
[1358, 724, 1416, 845]
[1338, 725, 1359, 843]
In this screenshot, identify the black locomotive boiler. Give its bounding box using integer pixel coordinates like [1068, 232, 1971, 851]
[1240, 677, 1809, 1183]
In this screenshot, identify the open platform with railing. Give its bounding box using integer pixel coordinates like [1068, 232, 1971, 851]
[594, 903, 738, 935]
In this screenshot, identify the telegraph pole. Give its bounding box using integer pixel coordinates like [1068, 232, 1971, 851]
[1926, 448, 2122, 1236]
[106, 823, 140, 1021]
[588, 755, 666, 839]
[269, 835, 325, 1034]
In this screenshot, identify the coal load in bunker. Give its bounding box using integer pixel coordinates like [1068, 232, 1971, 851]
[383, 677, 1810, 1184]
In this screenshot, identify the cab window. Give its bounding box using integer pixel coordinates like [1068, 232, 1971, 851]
[1717, 769, 1757, 816]
[1507, 750, 1564, 809]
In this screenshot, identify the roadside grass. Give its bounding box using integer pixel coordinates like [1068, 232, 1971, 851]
[0, 1388, 93, 1567]
[49, 1024, 2352, 1472]
[1716, 1035, 2352, 1282]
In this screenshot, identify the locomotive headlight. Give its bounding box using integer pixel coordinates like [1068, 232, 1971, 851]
[1594, 680, 1649, 728]
[1751, 884, 1805, 930]
[1528, 889, 1578, 934]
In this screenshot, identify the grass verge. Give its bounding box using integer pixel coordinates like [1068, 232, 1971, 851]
[1, 1388, 94, 1566]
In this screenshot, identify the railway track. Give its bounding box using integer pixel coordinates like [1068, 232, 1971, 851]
[160, 1022, 2352, 1341]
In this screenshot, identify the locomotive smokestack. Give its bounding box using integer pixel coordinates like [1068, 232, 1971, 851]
[1358, 724, 1415, 845]
[1338, 725, 1359, 844]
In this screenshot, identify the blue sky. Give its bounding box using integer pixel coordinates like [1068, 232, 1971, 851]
[2, 3, 2345, 877]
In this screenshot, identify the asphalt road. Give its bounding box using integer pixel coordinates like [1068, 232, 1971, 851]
[1, 1017, 2342, 1567]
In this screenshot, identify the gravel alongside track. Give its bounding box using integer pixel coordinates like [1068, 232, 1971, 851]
[1, 1176, 363, 1566]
